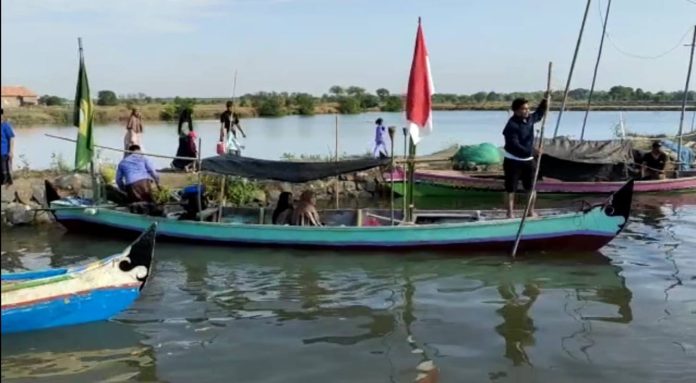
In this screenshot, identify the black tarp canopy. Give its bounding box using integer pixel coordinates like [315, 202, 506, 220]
[539, 138, 636, 182]
[200, 155, 390, 183]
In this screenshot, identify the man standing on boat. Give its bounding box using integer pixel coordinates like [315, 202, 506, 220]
[502, 95, 548, 218]
[1, 108, 15, 187]
[116, 145, 160, 203]
[373, 118, 389, 158]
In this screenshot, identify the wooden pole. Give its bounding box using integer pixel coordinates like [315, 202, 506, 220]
[406, 136, 417, 222]
[580, 0, 611, 141]
[402, 127, 408, 220]
[46, 134, 197, 162]
[388, 126, 396, 225]
[197, 137, 203, 221]
[335, 114, 340, 209]
[677, 25, 696, 177]
[512, 62, 553, 258]
[553, 0, 591, 138]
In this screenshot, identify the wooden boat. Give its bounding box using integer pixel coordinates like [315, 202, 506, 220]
[1, 224, 157, 334]
[387, 169, 696, 197]
[46, 176, 634, 254]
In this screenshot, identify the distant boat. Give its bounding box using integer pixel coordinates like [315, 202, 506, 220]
[387, 138, 696, 197]
[1, 224, 157, 334]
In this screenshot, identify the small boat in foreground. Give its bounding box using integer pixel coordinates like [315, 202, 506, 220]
[1, 224, 157, 334]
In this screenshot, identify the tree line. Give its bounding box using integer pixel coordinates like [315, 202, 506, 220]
[35, 85, 694, 119]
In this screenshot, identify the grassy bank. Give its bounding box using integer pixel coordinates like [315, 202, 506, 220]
[4, 101, 689, 127]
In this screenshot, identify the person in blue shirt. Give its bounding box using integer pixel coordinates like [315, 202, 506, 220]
[116, 145, 160, 203]
[1, 108, 15, 187]
[372, 118, 389, 159]
[502, 95, 548, 218]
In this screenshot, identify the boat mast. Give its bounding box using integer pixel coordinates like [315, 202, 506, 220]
[553, 0, 592, 138]
[677, 25, 696, 176]
[580, 0, 612, 141]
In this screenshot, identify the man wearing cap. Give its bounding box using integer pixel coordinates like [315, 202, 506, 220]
[1, 108, 15, 187]
[641, 141, 668, 180]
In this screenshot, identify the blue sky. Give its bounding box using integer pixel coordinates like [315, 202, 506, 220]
[1, 0, 694, 98]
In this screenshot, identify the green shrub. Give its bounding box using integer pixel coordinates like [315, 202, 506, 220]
[338, 97, 362, 114]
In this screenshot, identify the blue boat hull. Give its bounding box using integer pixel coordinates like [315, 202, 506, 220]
[2, 287, 140, 334]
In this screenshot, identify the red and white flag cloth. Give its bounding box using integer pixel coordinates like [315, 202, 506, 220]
[406, 18, 434, 145]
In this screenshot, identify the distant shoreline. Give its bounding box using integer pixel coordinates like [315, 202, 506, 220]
[5, 102, 692, 127]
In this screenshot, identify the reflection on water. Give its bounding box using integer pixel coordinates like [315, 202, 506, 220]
[1, 200, 695, 382]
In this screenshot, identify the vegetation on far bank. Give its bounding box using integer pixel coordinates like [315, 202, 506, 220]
[7, 85, 694, 127]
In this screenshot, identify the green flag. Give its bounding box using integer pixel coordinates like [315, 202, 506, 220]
[73, 54, 94, 170]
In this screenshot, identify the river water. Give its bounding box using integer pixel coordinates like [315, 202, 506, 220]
[2, 193, 695, 382]
[12, 110, 691, 170]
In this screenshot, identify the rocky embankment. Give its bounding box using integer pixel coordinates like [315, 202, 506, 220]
[1, 168, 391, 227]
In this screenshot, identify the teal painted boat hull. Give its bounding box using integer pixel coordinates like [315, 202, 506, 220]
[48, 181, 634, 254]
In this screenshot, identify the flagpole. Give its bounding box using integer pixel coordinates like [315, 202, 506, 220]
[402, 127, 408, 219]
[77, 37, 99, 203]
[511, 62, 553, 259]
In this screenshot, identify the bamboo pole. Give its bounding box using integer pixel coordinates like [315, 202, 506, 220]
[406, 137, 417, 222]
[46, 134, 197, 162]
[677, 25, 696, 177]
[335, 114, 340, 209]
[553, 0, 591, 138]
[197, 137, 203, 221]
[512, 62, 553, 259]
[388, 126, 396, 225]
[402, 127, 408, 220]
[580, 0, 611, 141]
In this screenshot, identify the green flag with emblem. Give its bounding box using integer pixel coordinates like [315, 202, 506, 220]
[73, 43, 94, 170]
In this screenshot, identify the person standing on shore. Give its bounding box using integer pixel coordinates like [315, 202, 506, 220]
[1, 108, 15, 187]
[372, 118, 389, 158]
[220, 101, 246, 155]
[124, 108, 143, 156]
[502, 94, 548, 218]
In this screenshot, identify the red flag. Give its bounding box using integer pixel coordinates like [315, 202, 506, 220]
[406, 18, 434, 145]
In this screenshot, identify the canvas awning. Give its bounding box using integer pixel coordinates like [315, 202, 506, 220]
[200, 155, 390, 183]
[541, 138, 634, 164]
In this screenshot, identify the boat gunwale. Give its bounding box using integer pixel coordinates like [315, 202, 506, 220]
[51, 200, 608, 232]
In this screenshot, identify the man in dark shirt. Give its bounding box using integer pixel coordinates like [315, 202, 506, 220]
[219, 101, 246, 142]
[502, 95, 548, 218]
[641, 141, 668, 180]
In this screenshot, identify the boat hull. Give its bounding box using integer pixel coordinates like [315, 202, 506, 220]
[1, 225, 157, 333]
[49, 181, 633, 254]
[388, 170, 696, 197]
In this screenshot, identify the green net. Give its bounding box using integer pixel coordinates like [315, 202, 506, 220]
[453, 143, 503, 165]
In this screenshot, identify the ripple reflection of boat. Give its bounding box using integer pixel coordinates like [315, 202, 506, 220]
[162, 247, 632, 376]
[0, 321, 159, 381]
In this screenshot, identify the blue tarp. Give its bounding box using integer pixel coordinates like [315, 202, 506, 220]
[660, 139, 694, 171]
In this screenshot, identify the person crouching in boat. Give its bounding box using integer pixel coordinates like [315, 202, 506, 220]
[116, 145, 161, 203]
[640, 141, 668, 180]
[272, 191, 294, 225]
[291, 190, 322, 226]
[171, 109, 198, 172]
[502, 95, 548, 218]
